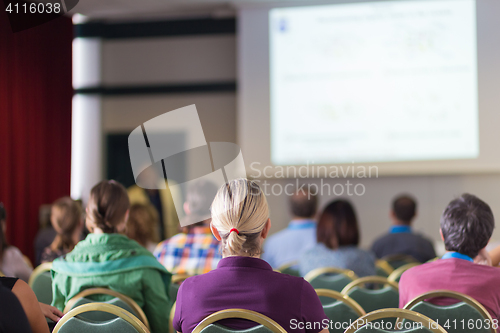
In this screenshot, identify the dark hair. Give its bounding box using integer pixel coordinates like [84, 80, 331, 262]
[441, 193, 494, 258]
[86, 180, 130, 233]
[392, 195, 417, 224]
[182, 180, 219, 229]
[51, 197, 82, 252]
[317, 199, 359, 249]
[290, 189, 317, 218]
[0, 203, 9, 261]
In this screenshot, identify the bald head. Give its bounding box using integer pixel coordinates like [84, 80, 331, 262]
[290, 189, 317, 219]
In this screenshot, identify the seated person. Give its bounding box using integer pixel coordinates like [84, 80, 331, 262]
[1, 276, 61, 333]
[399, 193, 500, 322]
[371, 194, 436, 262]
[173, 179, 328, 333]
[0, 202, 33, 282]
[299, 199, 376, 278]
[41, 197, 83, 263]
[154, 180, 221, 275]
[125, 203, 159, 253]
[51, 180, 171, 333]
[262, 188, 318, 269]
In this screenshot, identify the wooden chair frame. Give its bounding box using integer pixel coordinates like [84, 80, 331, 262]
[28, 262, 52, 288]
[170, 302, 176, 333]
[304, 267, 358, 282]
[53, 303, 150, 333]
[191, 309, 287, 333]
[387, 263, 420, 283]
[315, 288, 366, 316]
[341, 276, 399, 295]
[401, 289, 495, 333]
[276, 261, 299, 273]
[63, 287, 149, 330]
[171, 274, 192, 284]
[344, 308, 448, 333]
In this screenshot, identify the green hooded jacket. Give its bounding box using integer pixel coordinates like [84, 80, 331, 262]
[51, 233, 172, 333]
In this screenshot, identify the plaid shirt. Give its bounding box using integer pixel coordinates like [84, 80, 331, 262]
[154, 226, 222, 275]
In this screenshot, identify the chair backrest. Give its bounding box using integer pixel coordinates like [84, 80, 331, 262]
[341, 276, 399, 313]
[192, 309, 288, 333]
[28, 262, 53, 304]
[375, 260, 394, 278]
[53, 303, 150, 333]
[64, 288, 149, 330]
[304, 267, 358, 292]
[170, 274, 192, 300]
[316, 289, 365, 333]
[343, 308, 447, 333]
[381, 254, 419, 270]
[276, 261, 300, 277]
[402, 290, 495, 333]
[387, 263, 420, 283]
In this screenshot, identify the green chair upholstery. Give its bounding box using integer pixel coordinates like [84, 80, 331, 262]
[381, 255, 419, 270]
[305, 268, 358, 292]
[67, 297, 136, 322]
[403, 290, 495, 333]
[28, 262, 53, 305]
[343, 308, 447, 333]
[192, 309, 287, 333]
[169, 283, 181, 301]
[341, 277, 399, 313]
[375, 260, 394, 278]
[276, 261, 301, 277]
[315, 289, 365, 333]
[53, 303, 149, 333]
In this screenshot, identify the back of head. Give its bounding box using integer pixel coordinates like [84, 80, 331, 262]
[0, 203, 8, 256]
[86, 180, 130, 233]
[125, 203, 159, 246]
[183, 179, 219, 228]
[392, 195, 417, 225]
[211, 178, 269, 257]
[289, 188, 317, 219]
[51, 197, 82, 251]
[441, 193, 494, 258]
[317, 199, 359, 249]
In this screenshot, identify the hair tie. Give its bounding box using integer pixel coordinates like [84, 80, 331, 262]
[229, 228, 240, 235]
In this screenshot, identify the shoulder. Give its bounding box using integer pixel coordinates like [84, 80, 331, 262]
[2, 246, 24, 261]
[372, 233, 392, 245]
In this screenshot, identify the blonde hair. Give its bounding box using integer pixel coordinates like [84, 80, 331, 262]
[125, 203, 159, 246]
[86, 180, 130, 233]
[51, 197, 82, 251]
[210, 178, 269, 256]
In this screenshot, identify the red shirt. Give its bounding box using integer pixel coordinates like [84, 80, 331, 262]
[399, 258, 500, 321]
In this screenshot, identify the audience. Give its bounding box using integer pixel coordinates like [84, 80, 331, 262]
[173, 179, 329, 333]
[262, 188, 318, 269]
[299, 199, 376, 277]
[371, 194, 436, 262]
[0, 202, 33, 282]
[154, 179, 221, 275]
[399, 194, 500, 321]
[33, 205, 57, 266]
[41, 197, 83, 263]
[125, 203, 159, 253]
[51, 180, 171, 333]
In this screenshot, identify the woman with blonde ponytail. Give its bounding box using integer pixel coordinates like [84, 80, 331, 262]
[51, 180, 171, 333]
[173, 179, 329, 333]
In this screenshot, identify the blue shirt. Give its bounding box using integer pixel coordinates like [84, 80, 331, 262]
[299, 244, 376, 278]
[262, 220, 317, 269]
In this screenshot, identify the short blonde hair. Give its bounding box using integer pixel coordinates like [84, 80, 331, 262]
[211, 178, 269, 256]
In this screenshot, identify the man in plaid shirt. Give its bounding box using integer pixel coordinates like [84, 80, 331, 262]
[154, 180, 221, 275]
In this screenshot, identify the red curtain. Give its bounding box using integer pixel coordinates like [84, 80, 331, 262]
[0, 13, 73, 262]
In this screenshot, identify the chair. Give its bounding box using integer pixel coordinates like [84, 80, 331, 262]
[304, 267, 358, 292]
[315, 289, 365, 333]
[53, 303, 150, 333]
[375, 260, 394, 277]
[28, 262, 53, 304]
[341, 276, 399, 313]
[23, 255, 34, 269]
[276, 261, 300, 277]
[170, 274, 192, 300]
[170, 302, 176, 333]
[402, 290, 495, 333]
[192, 309, 287, 333]
[381, 254, 419, 270]
[387, 262, 420, 283]
[343, 308, 448, 333]
[64, 288, 149, 330]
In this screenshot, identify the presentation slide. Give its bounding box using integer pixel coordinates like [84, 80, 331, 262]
[270, 0, 478, 166]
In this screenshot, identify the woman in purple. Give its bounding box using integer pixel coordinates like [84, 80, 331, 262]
[173, 178, 329, 333]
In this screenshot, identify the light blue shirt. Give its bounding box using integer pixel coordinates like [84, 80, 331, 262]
[262, 219, 317, 269]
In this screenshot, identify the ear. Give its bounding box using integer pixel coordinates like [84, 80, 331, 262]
[210, 222, 221, 241]
[183, 202, 190, 215]
[260, 218, 272, 239]
[439, 228, 444, 241]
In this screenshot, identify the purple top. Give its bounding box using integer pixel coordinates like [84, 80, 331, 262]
[173, 256, 328, 333]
